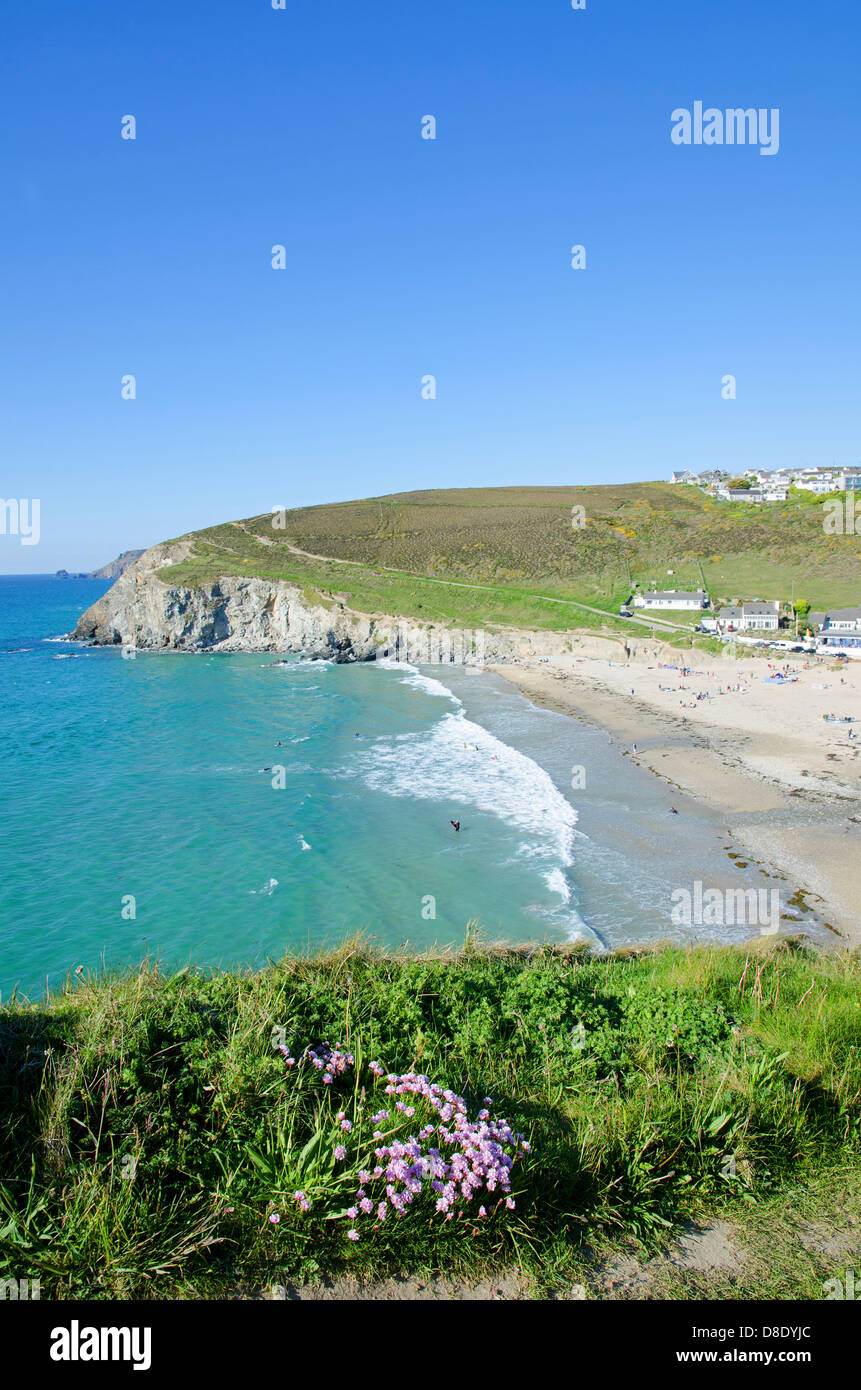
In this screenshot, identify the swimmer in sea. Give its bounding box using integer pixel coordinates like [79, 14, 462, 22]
[450, 820, 460, 832]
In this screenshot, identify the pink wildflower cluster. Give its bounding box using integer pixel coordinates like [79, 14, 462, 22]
[305, 1042, 354, 1085]
[344, 1069, 528, 1243]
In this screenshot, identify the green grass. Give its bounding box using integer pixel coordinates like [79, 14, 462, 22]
[155, 483, 861, 639]
[1, 937, 858, 1299]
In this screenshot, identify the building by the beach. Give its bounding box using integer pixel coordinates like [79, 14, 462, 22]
[633, 589, 707, 611]
[717, 602, 781, 633]
[817, 606, 861, 657]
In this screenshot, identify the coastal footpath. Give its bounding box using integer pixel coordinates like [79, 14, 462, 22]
[73, 540, 662, 664]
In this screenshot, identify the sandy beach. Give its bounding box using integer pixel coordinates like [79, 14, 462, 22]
[488, 651, 861, 945]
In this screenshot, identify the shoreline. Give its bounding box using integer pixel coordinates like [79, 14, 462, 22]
[487, 655, 861, 947]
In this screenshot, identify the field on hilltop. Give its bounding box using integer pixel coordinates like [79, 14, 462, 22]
[159, 483, 861, 633]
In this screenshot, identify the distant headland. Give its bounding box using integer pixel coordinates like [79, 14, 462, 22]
[56, 549, 144, 581]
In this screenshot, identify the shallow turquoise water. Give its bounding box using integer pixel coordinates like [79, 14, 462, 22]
[1, 577, 828, 999]
[0, 577, 585, 997]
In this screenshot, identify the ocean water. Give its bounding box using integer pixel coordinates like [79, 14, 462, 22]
[0, 577, 827, 998]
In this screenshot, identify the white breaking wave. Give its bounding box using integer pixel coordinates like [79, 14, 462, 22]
[545, 868, 571, 903]
[250, 877, 279, 896]
[363, 662, 591, 943]
[353, 707, 578, 869]
[376, 658, 463, 706]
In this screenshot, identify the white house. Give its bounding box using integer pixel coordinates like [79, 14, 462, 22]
[718, 602, 780, 633]
[822, 606, 861, 633]
[794, 469, 839, 495]
[818, 607, 861, 658]
[717, 487, 766, 503]
[633, 589, 708, 611]
[669, 471, 697, 484]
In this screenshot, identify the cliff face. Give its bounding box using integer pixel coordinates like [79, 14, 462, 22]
[88, 549, 145, 580]
[72, 541, 673, 665]
[72, 541, 379, 659]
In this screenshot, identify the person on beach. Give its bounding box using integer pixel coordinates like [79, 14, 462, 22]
[450, 820, 460, 832]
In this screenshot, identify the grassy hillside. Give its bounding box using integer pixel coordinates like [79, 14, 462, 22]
[1, 939, 859, 1299]
[159, 483, 861, 634]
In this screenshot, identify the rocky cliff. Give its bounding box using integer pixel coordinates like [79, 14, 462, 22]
[72, 541, 679, 666]
[57, 549, 145, 581]
[88, 548, 146, 580]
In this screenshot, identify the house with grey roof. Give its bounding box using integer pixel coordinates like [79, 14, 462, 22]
[818, 606, 861, 657]
[822, 606, 861, 633]
[717, 602, 780, 632]
[633, 589, 707, 611]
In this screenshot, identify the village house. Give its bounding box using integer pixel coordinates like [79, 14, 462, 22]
[821, 606, 861, 633]
[717, 601, 781, 633]
[633, 589, 708, 611]
[682, 464, 857, 502]
[717, 487, 768, 503]
[818, 606, 861, 657]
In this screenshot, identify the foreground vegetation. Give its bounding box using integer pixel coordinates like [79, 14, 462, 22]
[159, 483, 861, 634]
[1, 938, 859, 1299]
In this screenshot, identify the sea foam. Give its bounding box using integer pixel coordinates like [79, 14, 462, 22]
[358, 676, 578, 871]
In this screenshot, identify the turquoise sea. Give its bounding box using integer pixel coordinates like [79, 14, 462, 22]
[0, 577, 827, 998]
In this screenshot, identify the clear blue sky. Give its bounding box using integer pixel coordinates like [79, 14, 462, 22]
[2, 0, 859, 571]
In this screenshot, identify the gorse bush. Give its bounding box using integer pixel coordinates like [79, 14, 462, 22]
[0, 940, 858, 1297]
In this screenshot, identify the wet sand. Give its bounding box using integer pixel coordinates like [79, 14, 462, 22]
[488, 654, 861, 946]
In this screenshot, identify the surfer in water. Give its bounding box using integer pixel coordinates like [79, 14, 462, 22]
[669, 806, 679, 814]
[450, 820, 460, 832]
